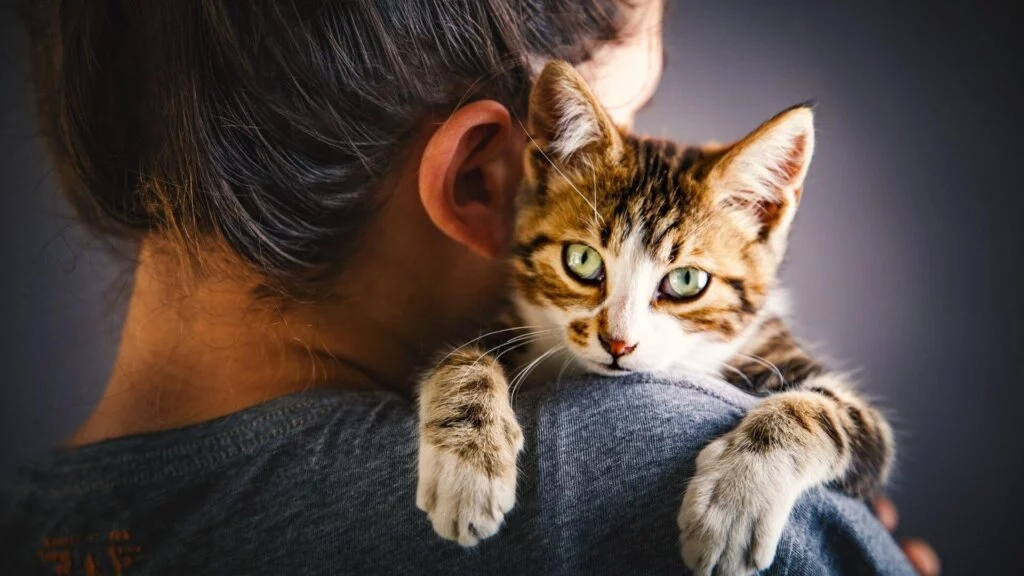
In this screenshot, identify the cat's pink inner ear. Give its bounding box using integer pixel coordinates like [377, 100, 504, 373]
[714, 106, 815, 215]
[772, 131, 810, 193]
[528, 60, 622, 163]
[711, 106, 815, 249]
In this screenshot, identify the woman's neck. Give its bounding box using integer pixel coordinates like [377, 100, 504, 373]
[69, 174, 507, 447]
[67, 244, 427, 447]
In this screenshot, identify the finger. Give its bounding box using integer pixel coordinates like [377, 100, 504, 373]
[872, 495, 899, 532]
[901, 538, 941, 576]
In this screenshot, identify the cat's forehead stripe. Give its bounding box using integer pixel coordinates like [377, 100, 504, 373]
[602, 137, 706, 259]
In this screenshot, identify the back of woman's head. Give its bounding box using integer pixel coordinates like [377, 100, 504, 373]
[21, 0, 626, 296]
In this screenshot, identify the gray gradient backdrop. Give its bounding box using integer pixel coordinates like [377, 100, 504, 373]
[2, 1, 1021, 573]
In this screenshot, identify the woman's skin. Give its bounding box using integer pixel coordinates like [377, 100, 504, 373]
[64, 1, 936, 572]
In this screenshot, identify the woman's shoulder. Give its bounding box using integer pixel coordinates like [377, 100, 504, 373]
[518, 373, 757, 456]
[4, 376, 748, 496]
[1, 378, 910, 575]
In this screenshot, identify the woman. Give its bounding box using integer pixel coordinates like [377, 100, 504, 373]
[3, 1, 937, 574]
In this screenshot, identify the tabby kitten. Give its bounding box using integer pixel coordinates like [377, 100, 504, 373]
[416, 60, 894, 576]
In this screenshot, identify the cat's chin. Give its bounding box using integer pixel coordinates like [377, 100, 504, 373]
[578, 358, 635, 377]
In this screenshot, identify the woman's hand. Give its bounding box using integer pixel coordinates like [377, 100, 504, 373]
[873, 496, 941, 576]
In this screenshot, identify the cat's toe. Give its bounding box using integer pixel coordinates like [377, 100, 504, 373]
[415, 441, 438, 514]
[678, 477, 729, 576]
[749, 499, 790, 569]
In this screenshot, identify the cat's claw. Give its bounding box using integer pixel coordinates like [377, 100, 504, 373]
[678, 435, 800, 576]
[416, 436, 521, 547]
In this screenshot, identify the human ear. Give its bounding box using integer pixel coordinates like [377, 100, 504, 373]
[419, 100, 521, 259]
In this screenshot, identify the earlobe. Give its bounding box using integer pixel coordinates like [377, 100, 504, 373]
[419, 100, 520, 260]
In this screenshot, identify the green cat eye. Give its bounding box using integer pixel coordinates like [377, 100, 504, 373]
[660, 266, 710, 300]
[563, 243, 604, 283]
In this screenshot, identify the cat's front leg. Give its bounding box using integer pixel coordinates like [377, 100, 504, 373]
[416, 346, 524, 546]
[678, 377, 893, 576]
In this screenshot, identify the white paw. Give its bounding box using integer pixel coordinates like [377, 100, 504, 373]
[416, 440, 520, 547]
[678, 436, 802, 576]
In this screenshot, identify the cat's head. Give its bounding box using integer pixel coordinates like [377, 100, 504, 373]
[513, 60, 815, 376]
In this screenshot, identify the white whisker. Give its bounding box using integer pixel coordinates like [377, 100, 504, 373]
[435, 325, 544, 368]
[492, 335, 548, 365]
[719, 362, 754, 390]
[472, 329, 557, 369]
[735, 352, 786, 387]
[516, 117, 604, 224]
[555, 353, 576, 391]
[509, 345, 564, 406]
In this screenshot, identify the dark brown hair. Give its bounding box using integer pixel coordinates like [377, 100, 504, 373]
[21, 0, 628, 295]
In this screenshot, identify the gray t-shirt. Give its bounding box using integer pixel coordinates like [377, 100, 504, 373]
[1, 375, 913, 575]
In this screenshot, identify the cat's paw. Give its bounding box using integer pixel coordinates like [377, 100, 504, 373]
[677, 436, 801, 576]
[415, 442, 516, 546]
[416, 423, 523, 547]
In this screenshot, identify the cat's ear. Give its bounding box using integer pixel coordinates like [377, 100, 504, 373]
[709, 104, 815, 256]
[528, 60, 623, 166]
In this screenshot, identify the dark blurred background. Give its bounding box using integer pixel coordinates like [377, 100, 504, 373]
[2, 1, 1022, 573]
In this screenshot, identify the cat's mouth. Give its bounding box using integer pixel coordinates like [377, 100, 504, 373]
[579, 357, 633, 376]
[607, 358, 631, 372]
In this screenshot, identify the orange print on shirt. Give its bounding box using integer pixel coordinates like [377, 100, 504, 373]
[37, 530, 141, 576]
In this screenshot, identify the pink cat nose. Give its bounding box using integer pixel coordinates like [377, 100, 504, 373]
[599, 335, 638, 358]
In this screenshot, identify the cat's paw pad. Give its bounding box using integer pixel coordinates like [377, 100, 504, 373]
[416, 434, 521, 547]
[677, 436, 800, 576]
